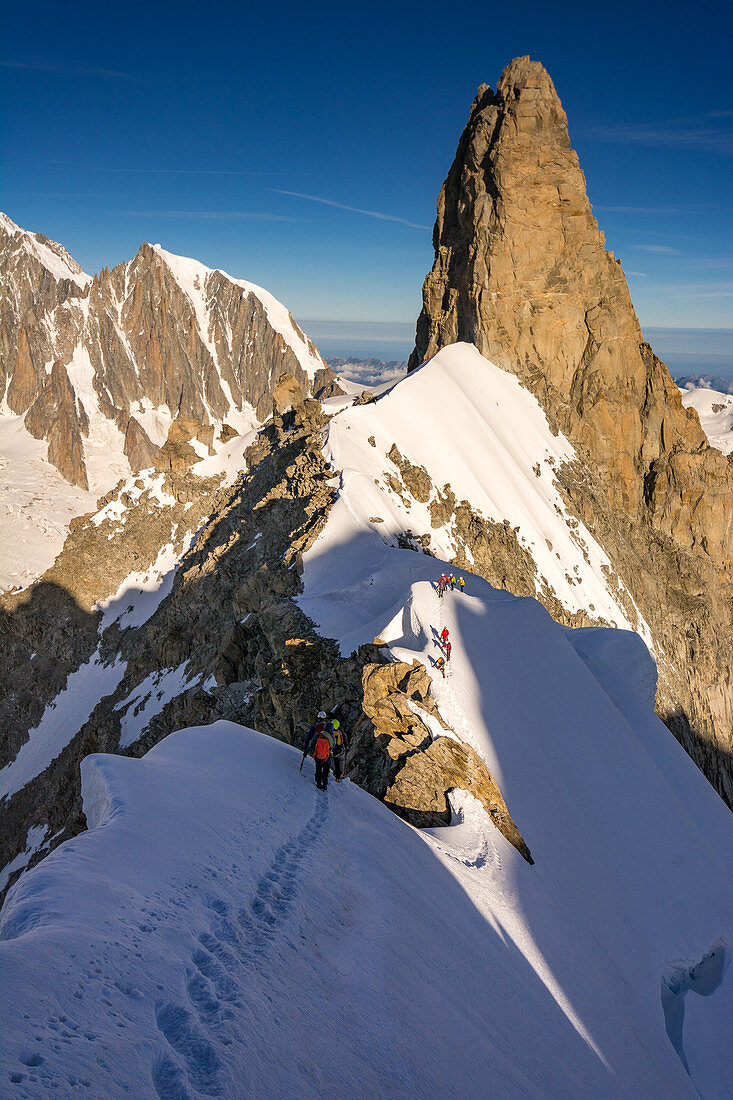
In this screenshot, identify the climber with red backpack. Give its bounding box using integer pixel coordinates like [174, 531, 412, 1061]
[301, 712, 335, 790]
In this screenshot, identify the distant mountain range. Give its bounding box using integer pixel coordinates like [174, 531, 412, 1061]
[0, 212, 338, 492]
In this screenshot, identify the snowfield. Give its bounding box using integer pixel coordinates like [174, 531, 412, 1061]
[0, 415, 97, 591]
[678, 382, 733, 455]
[2, 604, 732, 1097]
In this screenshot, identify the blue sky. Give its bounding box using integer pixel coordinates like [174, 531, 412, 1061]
[1, 0, 731, 349]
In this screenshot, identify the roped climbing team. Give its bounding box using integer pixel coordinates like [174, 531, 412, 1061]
[303, 572, 468, 786]
[302, 712, 348, 791]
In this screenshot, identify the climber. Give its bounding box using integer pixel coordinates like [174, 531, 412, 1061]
[435, 656, 446, 678]
[459, 576, 465, 592]
[444, 640, 452, 662]
[440, 626, 450, 646]
[449, 574, 456, 590]
[301, 711, 335, 790]
[329, 718, 348, 783]
[437, 574, 447, 597]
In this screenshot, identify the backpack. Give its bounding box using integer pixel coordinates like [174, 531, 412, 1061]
[314, 734, 332, 760]
[330, 723, 344, 749]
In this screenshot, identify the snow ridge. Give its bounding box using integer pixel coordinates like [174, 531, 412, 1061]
[0, 211, 90, 287]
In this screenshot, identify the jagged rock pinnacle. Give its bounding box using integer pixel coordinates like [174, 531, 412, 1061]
[409, 57, 733, 805]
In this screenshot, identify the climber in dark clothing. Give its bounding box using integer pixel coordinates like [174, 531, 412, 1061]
[302, 712, 334, 790]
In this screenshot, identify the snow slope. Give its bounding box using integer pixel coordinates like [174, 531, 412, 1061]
[3, 711, 731, 1098]
[0, 212, 90, 288]
[302, 344, 651, 649]
[0, 415, 98, 591]
[154, 244, 326, 381]
[679, 383, 733, 455]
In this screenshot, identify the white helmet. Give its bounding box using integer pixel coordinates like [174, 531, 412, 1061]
[317, 711, 326, 719]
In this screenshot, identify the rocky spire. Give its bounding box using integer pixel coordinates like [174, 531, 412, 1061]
[410, 57, 733, 803]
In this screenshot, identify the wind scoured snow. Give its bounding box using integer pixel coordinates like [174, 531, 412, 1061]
[0, 212, 90, 288]
[303, 343, 650, 645]
[0, 651, 126, 801]
[679, 383, 733, 455]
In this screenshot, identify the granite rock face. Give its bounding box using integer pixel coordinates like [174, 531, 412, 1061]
[24, 361, 90, 489]
[1, 213, 90, 417]
[409, 57, 733, 803]
[1, 216, 340, 491]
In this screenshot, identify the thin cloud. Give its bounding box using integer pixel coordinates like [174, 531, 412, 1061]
[583, 119, 732, 156]
[682, 289, 733, 299]
[94, 167, 273, 176]
[634, 245, 681, 255]
[595, 205, 689, 215]
[627, 271, 647, 276]
[639, 281, 733, 299]
[272, 189, 430, 230]
[0, 59, 148, 83]
[115, 210, 298, 222]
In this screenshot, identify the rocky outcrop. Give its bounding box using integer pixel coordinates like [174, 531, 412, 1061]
[123, 415, 161, 472]
[272, 371, 304, 414]
[24, 361, 89, 489]
[408, 57, 733, 804]
[358, 659, 532, 860]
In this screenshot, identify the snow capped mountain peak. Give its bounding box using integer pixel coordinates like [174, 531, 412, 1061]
[0, 211, 90, 288]
[150, 241, 326, 380]
[0, 211, 22, 235]
[0, 221, 341, 592]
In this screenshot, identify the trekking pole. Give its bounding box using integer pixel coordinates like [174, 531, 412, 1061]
[299, 753, 306, 772]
